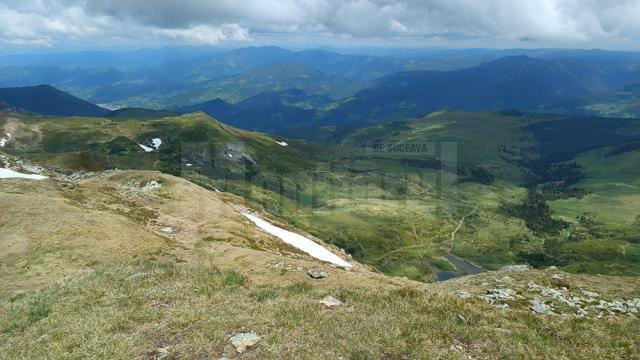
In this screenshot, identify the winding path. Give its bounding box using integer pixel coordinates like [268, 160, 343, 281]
[448, 207, 479, 252]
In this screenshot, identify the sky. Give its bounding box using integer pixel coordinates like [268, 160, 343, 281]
[1, 0, 640, 52]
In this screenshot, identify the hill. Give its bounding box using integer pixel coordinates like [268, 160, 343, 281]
[104, 107, 179, 119]
[548, 80, 640, 119]
[2, 110, 639, 282]
[0, 123, 639, 358]
[175, 89, 326, 133]
[317, 56, 640, 126]
[169, 63, 369, 105]
[0, 85, 107, 117]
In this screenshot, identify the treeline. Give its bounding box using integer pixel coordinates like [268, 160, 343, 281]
[502, 189, 567, 235]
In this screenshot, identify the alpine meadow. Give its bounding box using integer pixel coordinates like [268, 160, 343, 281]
[1, 1, 640, 359]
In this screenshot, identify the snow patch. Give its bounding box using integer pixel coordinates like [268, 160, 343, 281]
[0, 168, 48, 180]
[138, 144, 154, 152]
[138, 138, 162, 152]
[275, 140, 288, 147]
[151, 138, 162, 149]
[0, 133, 10, 147]
[242, 213, 352, 268]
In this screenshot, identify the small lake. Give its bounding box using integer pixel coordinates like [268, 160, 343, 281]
[436, 255, 486, 281]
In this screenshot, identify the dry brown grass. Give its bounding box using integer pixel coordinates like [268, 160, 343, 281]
[1, 169, 638, 359]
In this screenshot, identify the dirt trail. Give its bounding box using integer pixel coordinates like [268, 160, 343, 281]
[448, 207, 478, 252]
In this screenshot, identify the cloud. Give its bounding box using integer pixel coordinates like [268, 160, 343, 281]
[0, 0, 639, 47]
[156, 24, 251, 45]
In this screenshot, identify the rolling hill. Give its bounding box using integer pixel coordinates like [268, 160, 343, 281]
[317, 56, 640, 126]
[175, 89, 325, 133]
[104, 107, 180, 119]
[3, 109, 639, 281]
[1, 157, 638, 358]
[0, 85, 108, 117]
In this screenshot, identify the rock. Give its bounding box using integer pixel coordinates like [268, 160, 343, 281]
[547, 266, 558, 270]
[125, 272, 146, 281]
[456, 290, 471, 299]
[319, 296, 343, 308]
[527, 281, 544, 292]
[141, 180, 162, 192]
[229, 332, 261, 353]
[501, 265, 530, 272]
[157, 346, 171, 360]
[495, 276, 513, 284]
[550, 274, 564, 280]
[530, 299, 553, 315]
[493, 303, 510, 310]
[580, 290, 600, 299]
[542, 288, 563, 299]
[307, 269, 328, 279]
[576, 308, 588, 317]
[480, 288, 517, 304]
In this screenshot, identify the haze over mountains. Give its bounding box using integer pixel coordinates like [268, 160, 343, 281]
[3, 0, 640, 357]
[3, 46, 640, 134]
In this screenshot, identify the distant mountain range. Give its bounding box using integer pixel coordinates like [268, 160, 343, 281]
[3, 46, 638, 112]
[173, 55, 640, 133]
[0, 85, 108, 117]
[2, 50, 640, 130]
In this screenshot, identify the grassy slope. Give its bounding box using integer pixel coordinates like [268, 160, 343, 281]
[2, 260, 638, 360]
[2, 110, 639, 280]
[548, 147, 640, 274]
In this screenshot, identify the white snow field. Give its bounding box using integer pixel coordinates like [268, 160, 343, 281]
[242, 213, 352, 268]
[0, 168, 48, 180]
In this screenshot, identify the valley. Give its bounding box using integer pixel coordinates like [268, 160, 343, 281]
[2, 109, 639, 282]
[1, 31, 640, 357]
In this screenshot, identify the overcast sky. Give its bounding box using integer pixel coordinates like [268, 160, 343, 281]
[1, 0, 640, 51]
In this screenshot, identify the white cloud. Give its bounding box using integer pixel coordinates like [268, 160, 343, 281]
[155, 24, 251, 45]
[0, 0, 639, 47]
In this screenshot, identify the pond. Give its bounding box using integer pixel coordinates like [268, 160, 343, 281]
[436, 255, 486, 281]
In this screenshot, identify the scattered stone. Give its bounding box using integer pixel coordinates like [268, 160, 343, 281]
[157, 346, 171, 360]
[265, 261, 305, 273]
[493, 303, 510, 310]
[501, 265, 530, 272]
[457, 314, 467, 323]
[125, 272, 146, 281]
[547, 266, 558, 270]
[480, 288, 517, 304]
[229, 332, 261, 353]
[495, 276, 513, 284]
[527, 281, 544, 292]
[542, 288, 563, 299]
[580, 290, 600, 299]
[530, 299, 553, 315]
[550, 274, 564, 280]
[122, 179, 162, 193]
[456, 290, 471, 299]
[307, 269, 328, 279]
[141, 180, 162, 192]
[319, 296, 343, 308]
[576, 308, 588, 317]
